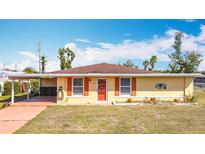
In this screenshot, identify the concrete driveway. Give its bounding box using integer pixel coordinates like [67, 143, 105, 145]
[0, 96, 56, 134]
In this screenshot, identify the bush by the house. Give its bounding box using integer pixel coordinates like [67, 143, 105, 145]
[31, 79, 39, 95]
[0, 103, 8, 110]
[3, 81, 20, 95]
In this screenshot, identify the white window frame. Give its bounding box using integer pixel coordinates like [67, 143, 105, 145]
[72, 77, 84, 96]
[120, 77, 131, 96]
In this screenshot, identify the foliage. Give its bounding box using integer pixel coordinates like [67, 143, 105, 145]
[143, 60, 149, 70]
[41, 55, 47, 73]
[185, 95, 195, 103]
[65, 47, 75, 69]
[0, 103, 8, 110]
[30, 79, 39, 95]
[143, 56, 158, 71]
[58, 47, 75, 70]
[150, 56, 157, 70]
[123, 60, 135, 67]
[58, 48, 66, 70]
[3, 81, 20, 95]
[168, 32, 203, 73]
[23, 67, 37, 74]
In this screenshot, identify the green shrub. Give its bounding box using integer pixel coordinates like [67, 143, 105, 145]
[185, 95, 196, 103]
[3, 81, 20, 95]
[0, 103, 8, 110]
[30, 79, 39, 94]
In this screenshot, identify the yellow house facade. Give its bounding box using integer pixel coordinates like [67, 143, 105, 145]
[55, 76, 193, 104]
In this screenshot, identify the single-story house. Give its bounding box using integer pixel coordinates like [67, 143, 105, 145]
[6, 63, 202, 104]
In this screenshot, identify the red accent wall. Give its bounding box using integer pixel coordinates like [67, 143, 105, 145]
[67, 77, 72, 96]
[115, 77, 120, 96]
[131, 77, 136, 96]
[84, 77, 89, 96]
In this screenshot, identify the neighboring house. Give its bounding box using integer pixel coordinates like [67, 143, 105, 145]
[7, 63, 201, 104]
[39, 63, 198, 104]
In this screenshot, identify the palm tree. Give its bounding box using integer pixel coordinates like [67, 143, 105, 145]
[143, 60, 149, 70]
[41, 55, 47, 73]
[150, 55, 157, 70]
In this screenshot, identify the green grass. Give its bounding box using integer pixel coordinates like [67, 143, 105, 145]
[0, 93, 26, 101]
[15, 89, 205, 134]
[15, 105, 205, 134]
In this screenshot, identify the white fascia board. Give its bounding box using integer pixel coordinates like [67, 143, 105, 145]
[7, 73, 203, 78]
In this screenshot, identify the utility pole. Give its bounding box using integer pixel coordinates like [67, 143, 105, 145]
[37, 41, 41, 73]
[37, 41, 41, 96]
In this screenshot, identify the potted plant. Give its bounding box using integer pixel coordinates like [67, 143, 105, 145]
[150, 97, 157, 105]
[127, 98, 132, 103]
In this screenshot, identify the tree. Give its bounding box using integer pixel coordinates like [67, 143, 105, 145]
[41, 55, 47, 73]
[123, 60, 135, 67]
[65, 47, 75, 69]
[23, 67, 37, 74]
[143, 60, 149, 70]
[58, 48, 66, 70]
[58, 47, 75, 70]
[168, 32, 203, 73]
[150, 55, 157, 70]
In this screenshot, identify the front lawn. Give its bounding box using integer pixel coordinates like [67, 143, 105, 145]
[16, 105, 205, 134]
[15, 89, 205, 134]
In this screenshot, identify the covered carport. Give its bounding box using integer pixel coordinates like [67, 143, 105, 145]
[7, 74, 57, 104]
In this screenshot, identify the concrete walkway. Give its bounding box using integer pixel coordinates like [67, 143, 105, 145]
[0, 96, 56, 134]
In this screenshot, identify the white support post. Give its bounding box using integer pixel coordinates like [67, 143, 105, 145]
[11, 79, 14, 104]
[27, 80, 30, 100]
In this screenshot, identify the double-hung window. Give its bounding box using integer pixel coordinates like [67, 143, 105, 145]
[120, 78, 131, 96]
[73, 78, 84, 96]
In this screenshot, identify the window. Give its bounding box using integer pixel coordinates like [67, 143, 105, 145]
[73, 78, 84, 96]
[120, 78, 131, 95]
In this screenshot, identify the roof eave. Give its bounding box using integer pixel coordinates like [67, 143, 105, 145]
[6, 73, 203, 79]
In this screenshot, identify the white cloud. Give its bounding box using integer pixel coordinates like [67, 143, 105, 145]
[75, 38, 91, 43]
[18, 51, 38, 61]
[185, 19, 196, 23]
[64, 43, 77, 50]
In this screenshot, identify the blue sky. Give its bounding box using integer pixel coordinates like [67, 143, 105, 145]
[0, 19, 205, 71]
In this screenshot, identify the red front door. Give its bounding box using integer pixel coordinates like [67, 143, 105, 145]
[98, 79, 106, 101]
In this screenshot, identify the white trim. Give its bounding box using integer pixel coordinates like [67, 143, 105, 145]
[96, 78, 108, 103]
[120, 77, 131, 96]
[114, 96, 185, 98]
[6, 73, 203, 79]
[72, 77, 84, 96]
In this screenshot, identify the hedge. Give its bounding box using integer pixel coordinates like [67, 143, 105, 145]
[3, 81, 20, 95]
